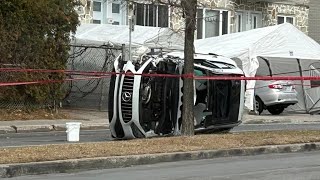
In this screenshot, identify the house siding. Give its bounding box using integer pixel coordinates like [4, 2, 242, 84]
[308, 0, 320, 43]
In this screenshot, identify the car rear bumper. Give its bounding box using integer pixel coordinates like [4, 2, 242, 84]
[262, 92, 298, 106]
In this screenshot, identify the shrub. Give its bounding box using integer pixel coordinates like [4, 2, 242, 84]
[0, 0, 79, 107]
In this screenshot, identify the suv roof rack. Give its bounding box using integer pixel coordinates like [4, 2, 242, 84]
[208, 53, 219, 56]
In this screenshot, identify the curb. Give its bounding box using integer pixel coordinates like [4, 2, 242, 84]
[0, 143, 319, 178]
[0, 124, 109, 134]
[0, 127, 16, 134]
[242, 120, 320, 125]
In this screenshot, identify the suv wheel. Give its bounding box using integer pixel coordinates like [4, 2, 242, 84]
[267, 105, 285, 115]
[255, 97, 264, 115]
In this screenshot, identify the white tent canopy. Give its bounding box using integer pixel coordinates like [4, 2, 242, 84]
[73, 24, 184, 51]
[195, 23, 320, 112]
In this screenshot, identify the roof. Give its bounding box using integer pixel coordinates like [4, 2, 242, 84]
[195, 23, 320, 60]
[73, 24, 184, 50]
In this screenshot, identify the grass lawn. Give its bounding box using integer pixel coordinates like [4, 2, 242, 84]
[1, 130, 320, 164]
[0, 109, 70, 121]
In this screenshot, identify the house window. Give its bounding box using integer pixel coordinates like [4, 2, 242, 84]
[112, 21, 120, 25]
[237, 14, 242, 32]
[251, 13, 261, 29]
[135, 3, 169, 27]
[197, 9, 229, 39]
[93, 1, 101, 12]
[286, 17, 294, 24]
[236, 11, 262, 32]
[158, 5, 169, 27]
[222, 11, 228, 35]
[112, 3, 120, 13]
[93, 19, 101, 24]
[204, 9, 220, 38]
[278, 16, 294, 25]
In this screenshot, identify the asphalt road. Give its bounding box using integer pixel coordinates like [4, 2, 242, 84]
[7, 151, 320, 180]
[1, 123, 320, 147]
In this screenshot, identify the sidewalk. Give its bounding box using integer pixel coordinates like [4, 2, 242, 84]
[242, 112, 320, 124]
[0, 109, 109, 134]
[0, 109, 319, 134]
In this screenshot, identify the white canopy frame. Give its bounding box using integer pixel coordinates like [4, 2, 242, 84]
[195, 23, 320, 113]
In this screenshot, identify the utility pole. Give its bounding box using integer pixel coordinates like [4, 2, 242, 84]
[128, 0, 134, 61]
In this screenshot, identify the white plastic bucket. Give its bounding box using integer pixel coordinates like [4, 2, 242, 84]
[66, 122, 82, 142]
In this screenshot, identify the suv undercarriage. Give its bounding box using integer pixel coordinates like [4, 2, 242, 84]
[109, 52, 245, 139]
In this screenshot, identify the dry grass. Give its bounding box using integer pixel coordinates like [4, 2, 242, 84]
[1, 130, 320, 164]
[0, 109, 70, 121]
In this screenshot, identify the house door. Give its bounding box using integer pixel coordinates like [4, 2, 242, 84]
[251, 13, 262, 29]
[236, 11, 262, 32]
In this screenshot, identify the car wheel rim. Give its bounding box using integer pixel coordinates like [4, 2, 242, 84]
[255, 100, 259, 111]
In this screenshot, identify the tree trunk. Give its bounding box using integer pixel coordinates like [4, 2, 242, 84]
[181, 0, 196, 136]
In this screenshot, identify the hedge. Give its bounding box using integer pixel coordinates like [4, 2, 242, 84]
[0, 0, 79, 107]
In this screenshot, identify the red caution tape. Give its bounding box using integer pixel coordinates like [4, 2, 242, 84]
[0, 76, 110, 87]
[1, 68, 320, 87]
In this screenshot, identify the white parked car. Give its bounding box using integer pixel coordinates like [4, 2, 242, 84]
[109, 51, 246, 139]
[255, 80, 298, 115]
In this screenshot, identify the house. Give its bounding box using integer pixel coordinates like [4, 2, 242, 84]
[76, 0, 312, 39]
[76, 0, 169, 27]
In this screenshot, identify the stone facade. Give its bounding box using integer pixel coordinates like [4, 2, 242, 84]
[76, 0, 310, 34]
[77, 0, 94, 24]
[168, 0, 310, 34]
[169, 0, 235, 32]
[262, 3, 309, 33]
[169, 6, 184, 32]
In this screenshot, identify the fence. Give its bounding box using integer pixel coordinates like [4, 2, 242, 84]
[63, 44, 122, 111]
[0, 44, 123, 111]
[2, 49, 320, 114]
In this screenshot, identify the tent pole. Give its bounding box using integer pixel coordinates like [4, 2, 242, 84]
[121, 44, 126, 62]
[129, 17, 132, 61]
[296, 59, 308, 113]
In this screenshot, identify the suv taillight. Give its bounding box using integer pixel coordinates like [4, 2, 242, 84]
[268, 84, 283, 89]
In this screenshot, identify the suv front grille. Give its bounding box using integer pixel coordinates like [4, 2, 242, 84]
[121, 73, 134, 123]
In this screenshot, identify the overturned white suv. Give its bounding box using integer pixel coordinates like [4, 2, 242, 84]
[109, 51, 245, 139]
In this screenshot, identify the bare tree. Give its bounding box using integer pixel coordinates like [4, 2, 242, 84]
[124, 0, 197, 136]
[141, 0, 196, 136]
[180, 0, 196, 136]
[148, 0, 197, 136]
